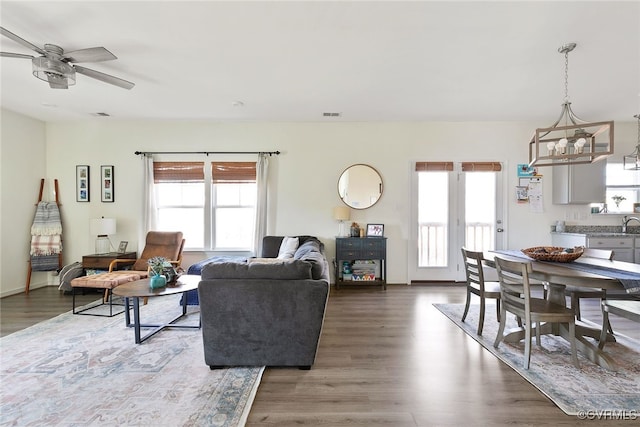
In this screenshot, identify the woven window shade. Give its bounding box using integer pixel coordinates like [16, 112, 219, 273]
[153, 162, 204, 183]
[415, 161, 454, 171]
[461, 162, 502, 172]
[212, 162, 256, 183]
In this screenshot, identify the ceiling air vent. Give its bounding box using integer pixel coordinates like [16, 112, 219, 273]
[322, 112, 341, 117]
[92, 112, 111, 117]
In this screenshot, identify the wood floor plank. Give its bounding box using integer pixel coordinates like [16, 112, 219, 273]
[1, 284, 637, 426]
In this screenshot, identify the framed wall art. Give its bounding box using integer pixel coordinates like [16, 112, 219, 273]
[366, 223, 384, 237]
[101, 165, 114, 202]
[76, 165, 90, 202]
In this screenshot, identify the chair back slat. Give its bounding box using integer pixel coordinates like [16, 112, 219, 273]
[494, 256, 533, 314]
[461, 248, 486, 291]
[583, 248, 613, 260]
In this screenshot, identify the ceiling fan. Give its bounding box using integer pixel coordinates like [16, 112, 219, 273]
[0, 26, 134, 90]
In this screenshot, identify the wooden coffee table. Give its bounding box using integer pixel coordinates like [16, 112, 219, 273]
[112, 274, 201, 344]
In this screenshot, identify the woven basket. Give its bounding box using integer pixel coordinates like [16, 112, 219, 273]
[521, 246, 584, 262]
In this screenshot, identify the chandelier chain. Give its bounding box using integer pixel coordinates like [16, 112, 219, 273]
[564, 50, 570, 104]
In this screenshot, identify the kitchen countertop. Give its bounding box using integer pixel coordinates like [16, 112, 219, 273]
[551, 226, 640, 237]
[551, 232, 638, 237]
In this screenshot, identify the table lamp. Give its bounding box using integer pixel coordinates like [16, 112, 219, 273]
[333, 206, 351, 237]
[90, 217, 116, 254]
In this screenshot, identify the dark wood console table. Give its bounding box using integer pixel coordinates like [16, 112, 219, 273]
[82, 252, 137, 270]
[335, 237, 387, 290]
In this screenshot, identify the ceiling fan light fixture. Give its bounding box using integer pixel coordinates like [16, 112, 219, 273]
[31, 56, 76, 86]
[528, 42, 614, 167]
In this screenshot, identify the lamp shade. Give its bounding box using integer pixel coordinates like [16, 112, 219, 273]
[333, 207, 351, 221]
[90, 218, 116, 236]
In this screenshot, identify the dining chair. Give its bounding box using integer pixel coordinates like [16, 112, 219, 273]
[493, 256, 580, 369]
[598, 300, 640, 349]
[564, 248, 613, 322]
[460, 248, 501, 335]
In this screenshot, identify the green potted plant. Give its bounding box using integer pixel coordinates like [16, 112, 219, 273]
[148, 256, 168, 288]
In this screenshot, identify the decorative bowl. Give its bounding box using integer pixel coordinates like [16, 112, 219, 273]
[521, 246, 584, 262]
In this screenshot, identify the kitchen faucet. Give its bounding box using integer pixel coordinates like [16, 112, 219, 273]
[621, 216, 640, 233]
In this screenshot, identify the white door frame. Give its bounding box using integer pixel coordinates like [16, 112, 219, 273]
[408, 161, 506, 283]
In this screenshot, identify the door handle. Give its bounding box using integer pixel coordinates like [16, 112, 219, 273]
[497, 228, 504, 232]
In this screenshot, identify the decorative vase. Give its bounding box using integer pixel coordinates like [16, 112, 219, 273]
[150, 274, 167, 289]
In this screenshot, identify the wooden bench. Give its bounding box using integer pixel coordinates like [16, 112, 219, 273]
[599, 300, 640, 349]
[71, 272, 141, 317]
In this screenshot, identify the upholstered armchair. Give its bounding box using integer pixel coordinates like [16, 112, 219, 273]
[109, 231, 185, 277]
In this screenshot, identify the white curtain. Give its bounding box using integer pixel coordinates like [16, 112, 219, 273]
[142, 154, 157, 245]
[253, 153, 269, 256]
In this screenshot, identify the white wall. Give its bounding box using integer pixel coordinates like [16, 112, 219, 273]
[1, 109, 47, 296]
[1, 111, 636, 295]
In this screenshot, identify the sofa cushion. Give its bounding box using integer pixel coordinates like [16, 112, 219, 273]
[277, 236, 299, 259]
[202, 260, 312, 280]
[248, 257, 291, 265]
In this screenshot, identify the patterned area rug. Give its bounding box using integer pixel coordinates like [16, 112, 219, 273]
[434, 303, 640, 415]
[0, 294, 264, 426]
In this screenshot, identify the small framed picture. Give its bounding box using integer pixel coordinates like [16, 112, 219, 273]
[634, 203, 640, 213]
[76, 165, 90, 202]
[366, 223, 384, 237]
[101, 165, 114, 203]
[118, 241, 128, 253]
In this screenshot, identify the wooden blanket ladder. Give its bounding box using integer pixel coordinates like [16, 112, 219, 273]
[25, 179, 62, 294]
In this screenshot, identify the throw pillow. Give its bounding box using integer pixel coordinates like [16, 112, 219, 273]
[277, 236, 299, 259]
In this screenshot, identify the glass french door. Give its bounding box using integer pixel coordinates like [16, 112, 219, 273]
[408, 161, 504, 282]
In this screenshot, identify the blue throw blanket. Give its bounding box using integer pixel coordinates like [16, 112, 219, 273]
[182, 256, 248, 305]
[30, 255, 60, 272]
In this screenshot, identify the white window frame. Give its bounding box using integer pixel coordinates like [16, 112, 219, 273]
[155, 161, 257, 252]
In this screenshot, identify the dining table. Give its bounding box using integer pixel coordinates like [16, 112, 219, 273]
[484, 250, 640, 370]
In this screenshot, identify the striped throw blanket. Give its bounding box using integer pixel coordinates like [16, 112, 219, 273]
[30, 202, 62, 236]
[30, 235, 63, 256]
[30, 255, 60, 271]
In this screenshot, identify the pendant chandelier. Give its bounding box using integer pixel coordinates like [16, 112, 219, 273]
[529, 43, 614, 167]
[622, 114, 640, 170]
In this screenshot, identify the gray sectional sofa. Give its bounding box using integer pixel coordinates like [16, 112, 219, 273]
[197, 236, 330, 369]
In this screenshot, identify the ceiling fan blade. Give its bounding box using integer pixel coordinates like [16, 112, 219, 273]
[0, 26, 46, 56]
[1, 51, 34, 59]
[73, 65, 135, 90]
[63, 47, 116, 63]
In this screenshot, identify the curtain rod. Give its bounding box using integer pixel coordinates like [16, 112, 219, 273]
[134, 150, 280, 156]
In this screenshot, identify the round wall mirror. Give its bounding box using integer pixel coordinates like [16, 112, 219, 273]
[337, 164, 383, 209]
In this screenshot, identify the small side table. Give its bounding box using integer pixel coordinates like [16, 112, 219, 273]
[82, 252, 137, 270]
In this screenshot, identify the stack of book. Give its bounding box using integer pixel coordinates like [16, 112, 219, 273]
[351, 260, 376, 281]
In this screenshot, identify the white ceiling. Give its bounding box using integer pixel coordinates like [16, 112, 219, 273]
[1, 1, 639, 123]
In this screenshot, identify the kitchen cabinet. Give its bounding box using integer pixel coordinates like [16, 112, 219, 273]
[552, 161, 605, 204]
[551, 233, 637, 263]
[586, 236, 634, 263]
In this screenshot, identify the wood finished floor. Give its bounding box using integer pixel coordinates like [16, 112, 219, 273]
[1, 284, 638, 426]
